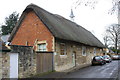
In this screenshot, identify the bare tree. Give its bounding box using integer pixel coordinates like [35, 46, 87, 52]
[72, 0, 98, 9]
[72, 0, 120, 14]
[109, 0, 120, 14]
[103, 33, 110, 48]
[106, 24, 120, 52]
[118, 32, 120, 49]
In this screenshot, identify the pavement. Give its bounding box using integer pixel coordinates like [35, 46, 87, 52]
[36, 67, 77, 78]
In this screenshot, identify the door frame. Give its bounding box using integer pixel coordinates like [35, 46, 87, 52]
[9, 53, 18, 78]
[72, 51, 76, 67]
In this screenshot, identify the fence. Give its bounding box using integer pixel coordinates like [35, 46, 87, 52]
[36, 52, 54, 73]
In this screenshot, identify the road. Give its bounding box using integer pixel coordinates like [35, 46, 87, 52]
[62, 60, 120, 79]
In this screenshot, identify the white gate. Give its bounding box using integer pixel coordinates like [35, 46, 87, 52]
[9, 53, 18, 78]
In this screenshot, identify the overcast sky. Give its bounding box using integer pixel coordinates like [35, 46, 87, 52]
[0, 0, 118, 43]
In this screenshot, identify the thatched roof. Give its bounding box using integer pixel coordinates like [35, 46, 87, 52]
[8, 4, 104, 48]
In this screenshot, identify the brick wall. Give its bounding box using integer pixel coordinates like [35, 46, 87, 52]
[11, 11, 54, 51]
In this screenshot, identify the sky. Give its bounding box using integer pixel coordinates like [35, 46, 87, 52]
[0, 0, 118, 44]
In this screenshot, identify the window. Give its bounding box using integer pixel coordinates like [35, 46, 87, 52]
[37, 43, 47, 51]
[100, 49, 102, 53]
[82, 46, 86, 56]
[60, 43, 67, 55]
[93, 48, 96, 55]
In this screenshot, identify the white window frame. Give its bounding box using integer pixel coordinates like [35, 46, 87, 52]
[93, 48, 96, 55]
[37, 43, 47, 51]
[60, 43, 67, 56]
[82, 46, 86, 56]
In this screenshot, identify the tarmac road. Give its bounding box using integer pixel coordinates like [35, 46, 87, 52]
[62, 60, 120, 79]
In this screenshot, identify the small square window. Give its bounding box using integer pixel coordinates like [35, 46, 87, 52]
[37, 43, 47, 51]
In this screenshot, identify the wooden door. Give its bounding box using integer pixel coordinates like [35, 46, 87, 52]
[36, 53, 53, 73]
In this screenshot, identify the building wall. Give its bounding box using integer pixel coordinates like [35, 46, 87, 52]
[0, 52, 2, 79]
[10, 45, 54, 78]
[11, 11, 54, 52]
[54, 39, 103, 71]
[2, 52, 10, 78]
[18, 51, 37, 78]
[0, 48, 37, 78]
[11, 46, 37, 78]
